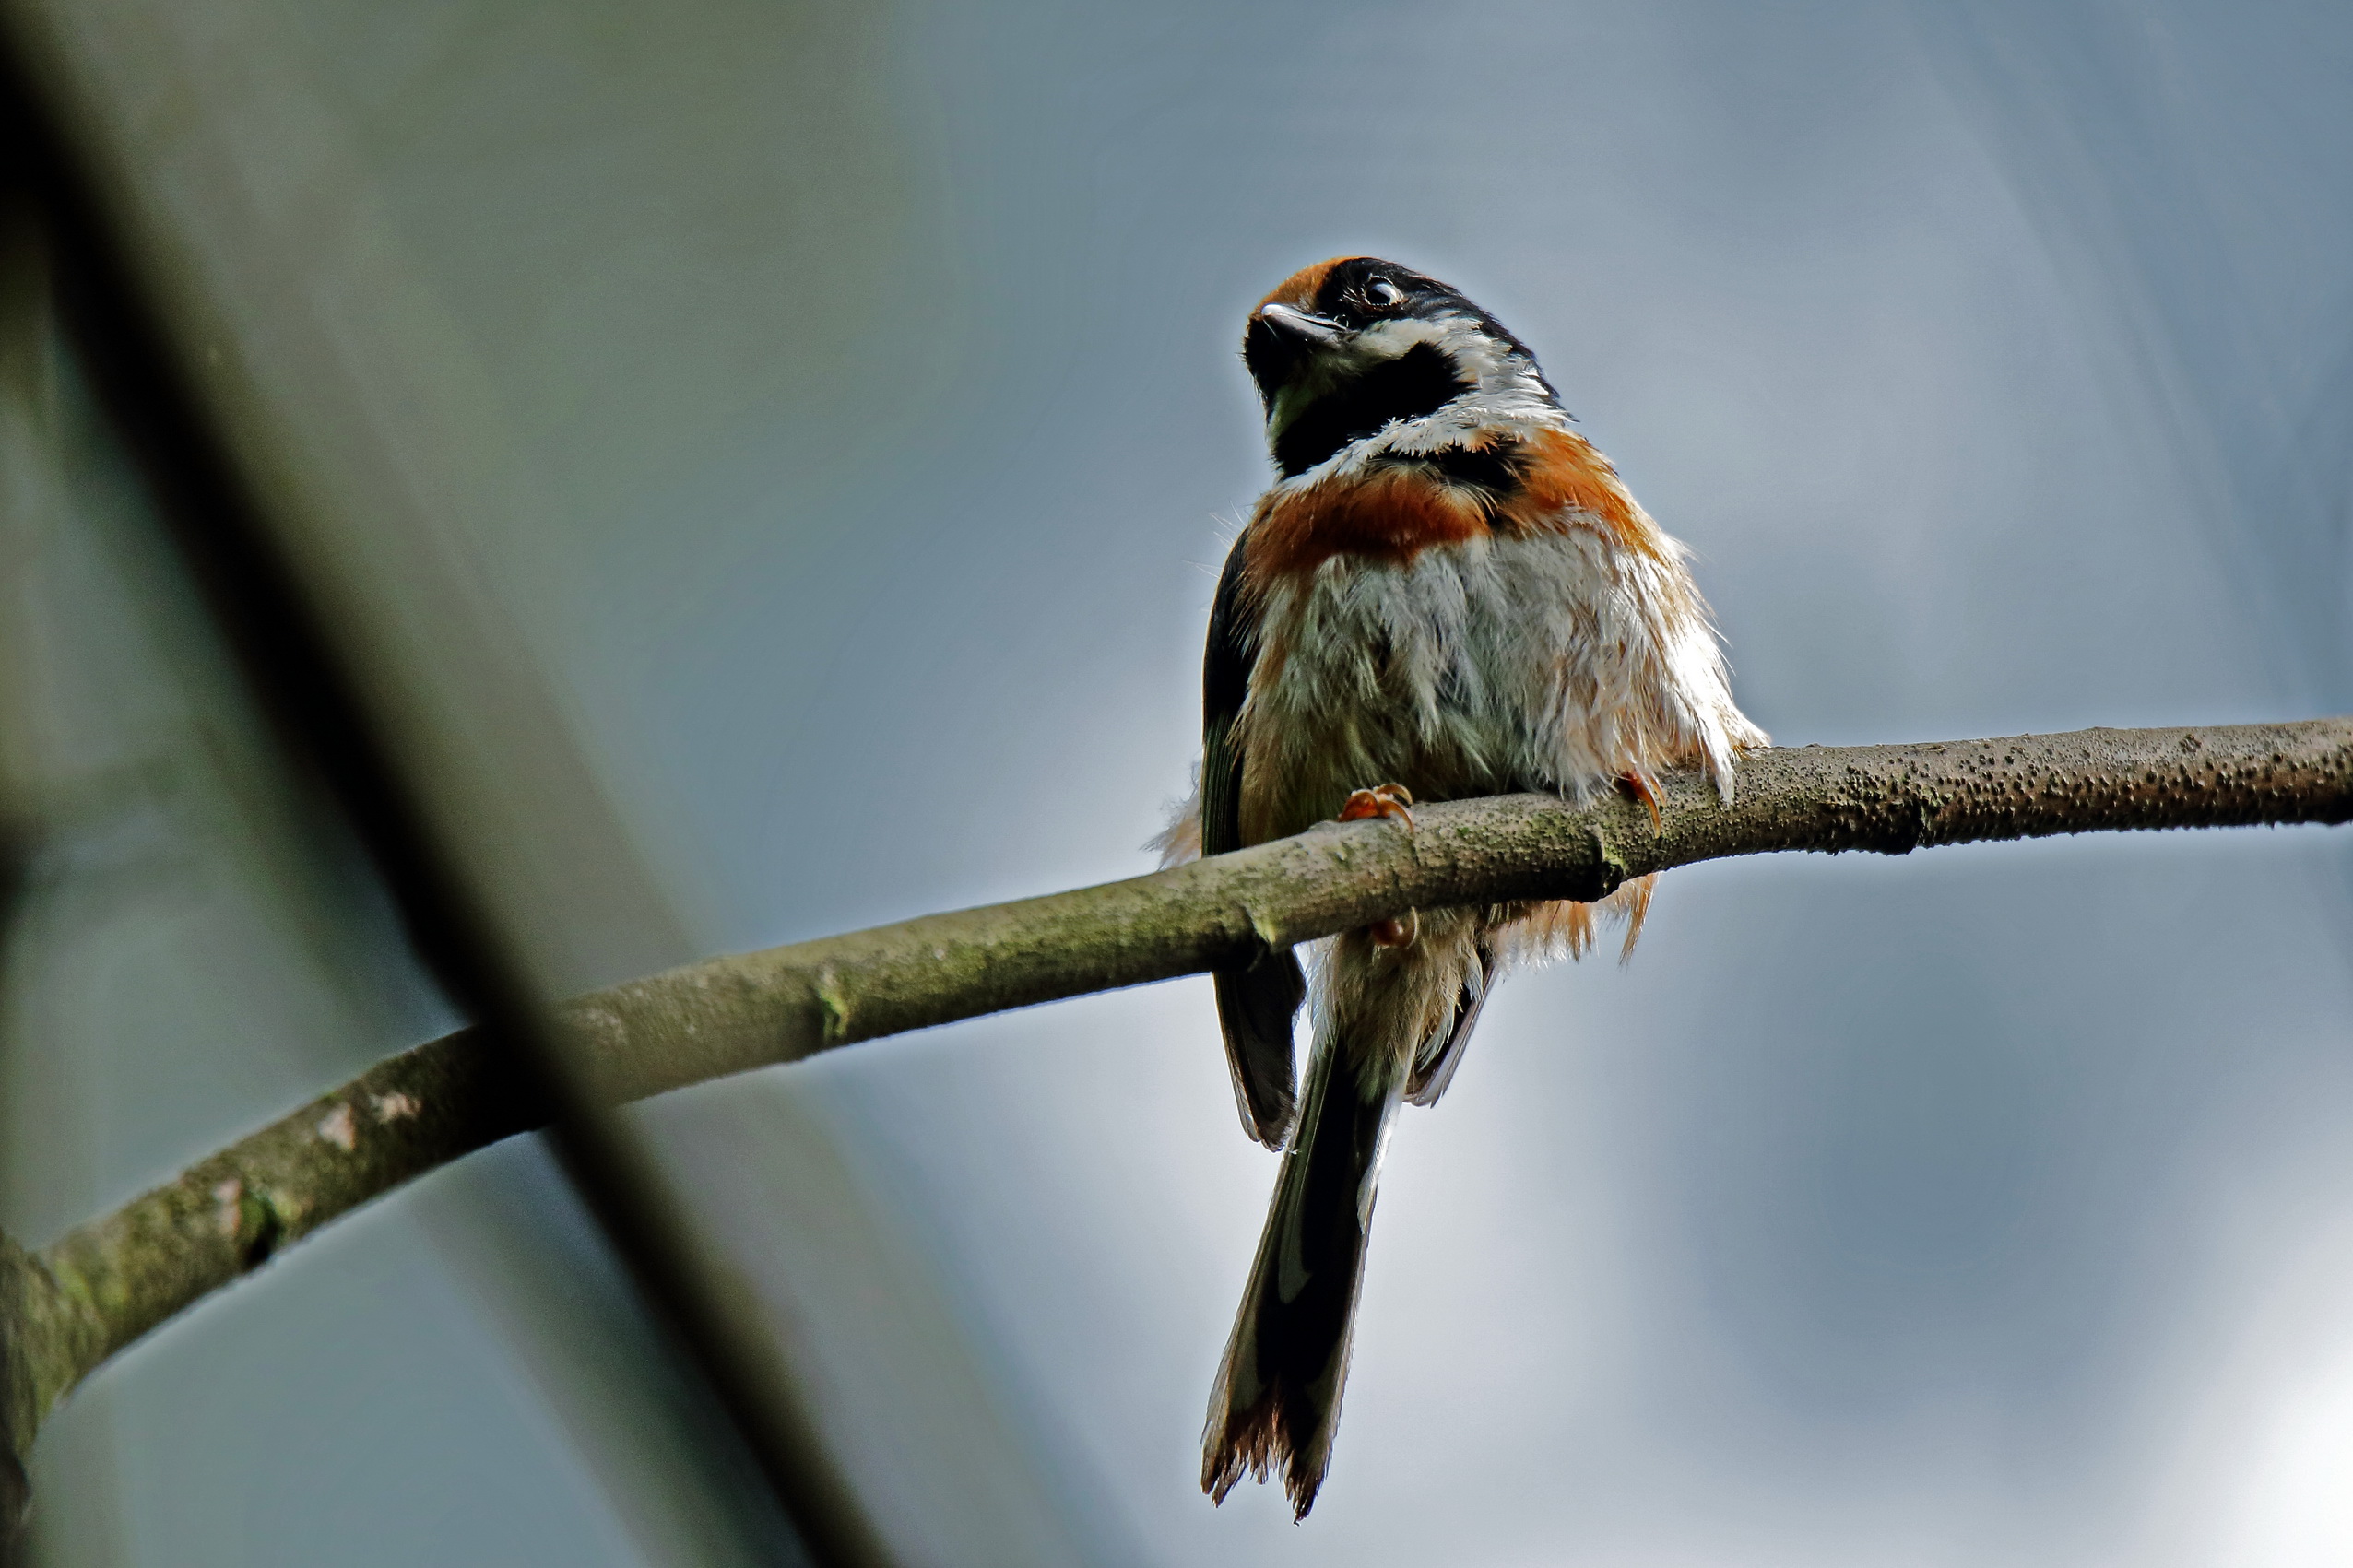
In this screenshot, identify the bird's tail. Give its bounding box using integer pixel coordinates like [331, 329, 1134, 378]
[1202, 922, 1472, 1519]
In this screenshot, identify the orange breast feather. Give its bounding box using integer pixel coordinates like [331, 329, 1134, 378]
[1502, 427, 1673, 563]
[1245, 466, 1491, 585]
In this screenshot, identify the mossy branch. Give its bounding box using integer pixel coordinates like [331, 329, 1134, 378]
[6, 716, 2350, 1477]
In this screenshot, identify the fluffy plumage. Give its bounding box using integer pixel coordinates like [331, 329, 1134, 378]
[1165, 258, 1763, 1518]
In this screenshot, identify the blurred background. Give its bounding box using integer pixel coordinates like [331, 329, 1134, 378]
[4, 0, 2351, 1562]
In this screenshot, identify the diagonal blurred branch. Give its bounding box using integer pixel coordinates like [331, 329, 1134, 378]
[6, 715, 2348, 1481]
[0, 15, 885, 1565]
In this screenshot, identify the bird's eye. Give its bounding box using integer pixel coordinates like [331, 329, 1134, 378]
[1364, 277, 1404, 311]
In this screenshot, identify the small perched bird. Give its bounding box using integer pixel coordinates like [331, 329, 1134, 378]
[1160, 258, 1765, 1519]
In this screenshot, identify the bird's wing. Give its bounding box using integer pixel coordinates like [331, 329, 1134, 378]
[1204, 531, 1304, 1149]
[1404, 935, 1496, 1108]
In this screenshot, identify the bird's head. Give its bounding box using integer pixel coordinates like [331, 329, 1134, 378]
[1243, 257, 1558, 478]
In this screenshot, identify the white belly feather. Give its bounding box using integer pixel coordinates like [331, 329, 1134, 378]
[1236, 525, 1760, 844]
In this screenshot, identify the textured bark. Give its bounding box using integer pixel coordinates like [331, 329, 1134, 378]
[6, 717, 2350, 1468]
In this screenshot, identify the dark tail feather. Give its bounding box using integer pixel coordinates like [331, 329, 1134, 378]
[1215, 947, 1306, 1149]
[1202, 1014, 1403, 1519]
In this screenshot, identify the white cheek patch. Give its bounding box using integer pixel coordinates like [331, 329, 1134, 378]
[1346, 313, 1521, 387]
[1344, 316, 1450, 363]
[1265, 317, 1484, 448]
[1265, 310, 1567, 486]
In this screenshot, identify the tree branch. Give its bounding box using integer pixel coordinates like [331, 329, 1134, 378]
[6, 717, 2351, 1467]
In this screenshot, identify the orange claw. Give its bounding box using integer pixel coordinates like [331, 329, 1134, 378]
[1622, 772, 1662, 832]
[1338, 783, 1416, 830]
[1340, 786, 1418, 945]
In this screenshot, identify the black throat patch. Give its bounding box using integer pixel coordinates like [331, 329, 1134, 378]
[1271, 342, 1475, 477]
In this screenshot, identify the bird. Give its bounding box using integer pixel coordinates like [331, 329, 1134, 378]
[1157, 257, 1766, 1520]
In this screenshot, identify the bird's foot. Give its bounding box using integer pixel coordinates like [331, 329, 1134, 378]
[1621, 772, 1662, 832]
[1339, 785, 1417, 947]
[1338, 784, 1415, 830]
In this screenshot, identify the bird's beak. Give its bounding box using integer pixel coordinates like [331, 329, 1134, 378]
[1244, 301, 1346, 396]
[1250, 301, 1345, 348]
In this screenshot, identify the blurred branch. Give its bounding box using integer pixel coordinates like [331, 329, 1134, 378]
[0, 11, 876, 1558]
[6, 715, 2350, 1474]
